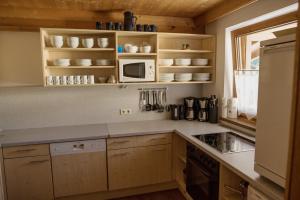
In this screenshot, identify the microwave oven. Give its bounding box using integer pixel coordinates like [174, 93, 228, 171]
[119, 59, 155, 82]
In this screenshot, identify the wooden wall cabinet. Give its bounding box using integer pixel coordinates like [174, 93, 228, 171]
[107, 134, 172, 190]
[3, 144, 53, 200]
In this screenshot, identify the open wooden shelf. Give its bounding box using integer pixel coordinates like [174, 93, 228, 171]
[45, 47, 115, 52]
[158, 81, 213, 84]
[118, 53, 157, 56]
[159, 49, 213, 53]
[46, 66, 115, 69]
[159, 65, 213, 69]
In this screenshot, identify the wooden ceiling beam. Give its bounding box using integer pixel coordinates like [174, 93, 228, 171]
[193, 0, 258, 26]
[0, 6, 200, 33]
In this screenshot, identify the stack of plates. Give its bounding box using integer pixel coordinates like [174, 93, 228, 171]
[159, 73, 174, 82]
[175, 73, 192, 82]
[192, 73, 210, 81]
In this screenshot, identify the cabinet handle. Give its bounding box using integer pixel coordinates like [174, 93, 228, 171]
[73, 144, 84, 150]
[28, 160, 49, 165]
[111, 152, 129, 157]
[15, 148, 36, 153]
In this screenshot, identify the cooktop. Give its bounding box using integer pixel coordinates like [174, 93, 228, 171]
[193, 132, 255, 154]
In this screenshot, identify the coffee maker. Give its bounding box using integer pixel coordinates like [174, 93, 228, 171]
[184, 97, 195, 121]
[198, 98, 208, 122]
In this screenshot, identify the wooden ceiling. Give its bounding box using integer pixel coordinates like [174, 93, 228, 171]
[0, 0, 224, 18]
[0, 0, 258, 33]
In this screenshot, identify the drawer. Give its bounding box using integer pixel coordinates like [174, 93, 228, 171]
[107, 136, 136, 150]
[3, 144, 50, 159]
[136, 133, 172, 147]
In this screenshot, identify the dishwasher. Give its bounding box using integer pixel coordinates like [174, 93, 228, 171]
[50, 139, 107, 198]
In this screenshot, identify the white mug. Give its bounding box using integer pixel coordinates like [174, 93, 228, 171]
[82, 38, 94, 48]
[82, 75, 88, 84]
[68, 76, 74, 85]
[51, 35, 64, 48]
[67, 37, 79, 48]
[46, 76, 53, 86]
[54, 76, 60, 85]
[75, 75, 81, 85]
[88, 75, 95, 84]
[61, 75, 67, 85]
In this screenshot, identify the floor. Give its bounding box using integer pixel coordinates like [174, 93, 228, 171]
[112, 189, 185, 200]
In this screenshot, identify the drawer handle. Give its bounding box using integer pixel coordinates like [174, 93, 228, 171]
[111, 152, 129, 157]
[28, 160, 49, 165]
[15, 148, 36, 153]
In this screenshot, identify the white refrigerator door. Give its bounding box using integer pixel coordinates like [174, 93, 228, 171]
[255, 41, 295, 187]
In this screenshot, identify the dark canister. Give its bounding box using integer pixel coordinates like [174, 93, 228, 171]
[96, 22, 102, 30]
[150, 24, 157, 32]
[143, 24, 151, 32]
[114, 22, 122, 31]
[106, 22, 114, 30]
[136, 24, 143, 31]
[178, 105, 185, 120]
[208, 95, 218, 123]
[170, 105, 179, 120]
[124, 11, 137, 31]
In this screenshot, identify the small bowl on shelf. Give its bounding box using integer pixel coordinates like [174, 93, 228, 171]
[192, 73, 211, 81]
[191, 58, 209, 66]
[53, 58, 70, 66]
[81, 38, 94, 48]
[97, 38, 109, 48]
[95, 59, 113, 66]
[175, 58, 191, 66]
[159, 73, 174, 82]
[159, 59, 174, 66]
[175, 73, 193, 82]
[75, 59, 92, 66]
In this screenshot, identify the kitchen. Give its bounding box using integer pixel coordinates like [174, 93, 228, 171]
[0, 0, 299, 200]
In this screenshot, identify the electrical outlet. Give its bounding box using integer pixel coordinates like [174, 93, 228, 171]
[120, 108, 132, 115]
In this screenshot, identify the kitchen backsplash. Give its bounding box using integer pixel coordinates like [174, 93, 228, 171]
[0, 84, 202, 130]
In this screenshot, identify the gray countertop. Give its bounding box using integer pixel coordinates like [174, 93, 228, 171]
[0, 120, 284, 199]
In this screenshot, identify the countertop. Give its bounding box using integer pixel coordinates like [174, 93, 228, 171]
[0, 120, 284, 199]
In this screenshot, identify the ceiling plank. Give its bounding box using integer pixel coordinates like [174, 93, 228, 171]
[194, 0, 258, 26]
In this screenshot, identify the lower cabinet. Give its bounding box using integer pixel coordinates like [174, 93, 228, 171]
[108, 144, 172, 190]
[4, 155, 54, 200]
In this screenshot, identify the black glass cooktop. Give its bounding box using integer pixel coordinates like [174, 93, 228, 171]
[193, 132, 255, 154]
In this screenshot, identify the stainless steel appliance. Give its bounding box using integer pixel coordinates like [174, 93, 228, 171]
[193, 132, 255, 154]
[255, 34, 296, 187]
[184, 97, 195, 120]
[186, 143, 219, 200]
[119, 59, 155, 82]
[198, 98, 208, 122]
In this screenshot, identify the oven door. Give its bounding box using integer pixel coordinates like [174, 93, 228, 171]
[120, 61, 146, 82]
[186, 158, 219, 200]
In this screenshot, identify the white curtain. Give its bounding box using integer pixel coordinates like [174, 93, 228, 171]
[234, 70, 259, 119]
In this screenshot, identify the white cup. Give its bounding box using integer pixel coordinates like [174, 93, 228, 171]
[46, 76, 53, 85]
[67, 37, 79, 48]
[51, 35, 64, 48]
[61, 75, 67, 85]
[75, 75, 81, 85]
[54, 76, 60, 85]
[82, 75, 88, 84]
[97, 38, 109, 48]
[128, 45, 138, 53]
[88, 75, 95, 84]
[68, 76, 74, 85]
[82, 38, 94, 48]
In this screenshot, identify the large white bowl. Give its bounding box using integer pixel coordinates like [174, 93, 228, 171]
[75, 59, 92, 66]
[175, 73, 192, 82]
[159, 59, 174, 66]
[192, 58, 209, 66]
[95, 59, 113, 66]
[175, 58, 191, 66]
[82, 38, 94, 48]
[53, 58, 70, 66]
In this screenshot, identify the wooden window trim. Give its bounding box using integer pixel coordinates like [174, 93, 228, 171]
[229, 12, 297, 128]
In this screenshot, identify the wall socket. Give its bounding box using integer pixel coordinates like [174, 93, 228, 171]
[120, 108, 132, 115]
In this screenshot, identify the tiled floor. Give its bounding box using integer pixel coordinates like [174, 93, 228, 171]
[112, 189, 185, 200]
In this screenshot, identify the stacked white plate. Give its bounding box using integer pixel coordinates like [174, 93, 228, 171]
[192, 58, 209, 66]
[175, 58, 191, 66]
[159, 73, 174, 82]
[192, 73, 210, 81]
[175, 73, 192, 82]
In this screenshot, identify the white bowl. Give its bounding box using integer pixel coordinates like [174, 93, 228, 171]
[128, 46, 138, 53]
[175, 73, 192, 82]
[97, 38, 109, 48]
[75, 59, 92, 66]
[159, 73, 175, 82]
[95, 59, 113, 66]
[82, 38, 94, 48]
[50, 35, 64, 48]
[139, 45, 152, 53]
[159, 59, 174, 66]
[67, 37, 79, 48]
[175, 58, 191, 66]
[53, 59, 70, 66]
[192, 58, 209, 66]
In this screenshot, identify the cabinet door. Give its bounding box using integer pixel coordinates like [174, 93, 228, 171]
[4, 155, 54, 200]
[52, 151, 107, 197]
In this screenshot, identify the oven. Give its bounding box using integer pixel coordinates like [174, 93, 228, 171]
[119, 59, 155, 82]
[186, 143, 219, 200]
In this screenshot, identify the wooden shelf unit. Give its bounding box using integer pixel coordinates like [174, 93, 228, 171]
[40, 28, 216, 87]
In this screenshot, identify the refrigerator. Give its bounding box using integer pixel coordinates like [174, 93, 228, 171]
[255, 34, 296, 188]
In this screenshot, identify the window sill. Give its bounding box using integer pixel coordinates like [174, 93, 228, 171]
[220, 117, 256, 134]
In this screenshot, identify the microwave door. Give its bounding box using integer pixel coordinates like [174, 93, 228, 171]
[123, 63, 146, 79]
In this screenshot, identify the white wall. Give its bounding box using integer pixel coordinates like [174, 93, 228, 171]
[0, 32, 202, 130]
[203, 0, 298, 98]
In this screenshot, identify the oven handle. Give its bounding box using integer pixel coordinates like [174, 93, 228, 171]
[187, 157, 212, 178]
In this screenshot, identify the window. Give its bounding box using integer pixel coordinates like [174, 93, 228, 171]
[231, 14, 297, 124]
